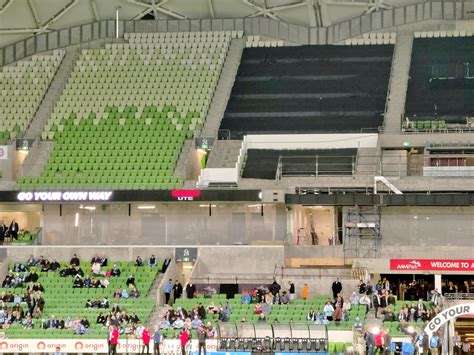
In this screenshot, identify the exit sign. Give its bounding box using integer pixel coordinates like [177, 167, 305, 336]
[175, 247, 197, 262]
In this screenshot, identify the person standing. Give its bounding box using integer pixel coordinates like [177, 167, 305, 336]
[179, 328, 190, 355]
[332, 278, 342, 299]
[9, 219, 19, 240]
[173, 280, 183, 301]
[186, 283, 196, 299]
[197, 325, 207, 355]
[301, 284, 309, 300]
[382, 329, 391, 355]
[289, 282, 295, 302]
[0, 220, 6, 244]
[373, 292, 381, 319]
[109, 325, 119, 355]
[429, 332, 439, 355]
[153, 325, 161, 355]
[141, 327, 151, 354]
[164, 279, 172, 305]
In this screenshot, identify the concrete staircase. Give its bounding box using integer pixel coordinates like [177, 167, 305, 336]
[18, 141, 54, 178]
[173, 139, 194, 178]
[383, 31, 414, 133]
[25, 47, 80, 139]
[355, 148, 381, 175]
[206, 140, 243, 168]
[201, 38, 245, 137]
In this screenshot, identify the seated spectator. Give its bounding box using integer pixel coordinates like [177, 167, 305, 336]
[44, 314, 57, 329]
[241, 292, 251, 305]
[173, 316, 184, 329]
[307, 308, 315, 321]
[80, 316, 90, 328]
[113, 289, 121, 299]
[121, 289, 129, 299]
[240, 317, 247, 323]
[74, 322, 86, 335]
[350, 292, 359, 306]
[257, 313, 266, 322]
[110, 265, 121, 277]
[254, 303, 262, 314]
[191, 315, 203, 329]
[96, 312, 106, 325]
[130, 287, 140, 298]
[25, 270, 39, 283]
[158, 317, 170, 329]
[70, 254, 80, 267]
[26, 255, 38, 267]
[85, 299, 93, 308]
[2, 272, 13, 288]
[57, 316, 65, 329]
[11, 273, 24, 288]
[83, 275, 92, 288]
[323, 301, 334, 321]
[101, 297, 109, 309]
[135, 256, 144, 267]
[126, 275, 135, 288]
[129, 312, 140, 324]
[100, 278, 109, 288]
[223, 301, 232, 315]
[91, 262, 104, 276]
[218, 308, 229, 322]
[64, 317, 74, 329]
[262, 303, 271, 315]
[149, 255, 157, 267]
[322, 316, 329, 326]
[206, 322, 216, 338]
[40, 259, 51, 272]
[13, 261, 26, 273]
[22, 316, 34, 329]
[49, 260, 60, 272]
[73, 275, 83, 288]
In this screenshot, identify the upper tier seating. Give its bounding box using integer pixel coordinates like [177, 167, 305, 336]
[18, 31, 237, 190]
[220, 45, 393, 139]
[0, 50, 64, 142]
[243, 149, 358, 179]
[405, 37, 474, 123]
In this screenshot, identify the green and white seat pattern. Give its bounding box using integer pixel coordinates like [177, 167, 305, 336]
[0, 50, 64, 142]
[20, 32, 237, 190]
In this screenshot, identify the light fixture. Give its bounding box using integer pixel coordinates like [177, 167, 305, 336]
[182, 265, 194, 269]
[80, 205, 96, 211]
[197, 148, 208, 154]
[74, 212, 79, 227]
[199, 204, 216, 208]
[371, 326, 380, 335]
[413, 216, 418, 219]
[247, 204, 265, 208]
[137, 205, 155, 210]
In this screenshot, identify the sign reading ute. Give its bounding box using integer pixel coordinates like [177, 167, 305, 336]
[17, 191, 113, 202]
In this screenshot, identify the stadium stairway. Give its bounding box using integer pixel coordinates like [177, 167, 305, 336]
[201, 38, 245, 137]
[384, 31, 414, 132]
[25, 48, 81, 139]
[18, 140, 54, 179]
[206, 140, 243, 168]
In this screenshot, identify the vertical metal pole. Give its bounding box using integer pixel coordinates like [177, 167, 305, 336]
[115, 7, 120, 39]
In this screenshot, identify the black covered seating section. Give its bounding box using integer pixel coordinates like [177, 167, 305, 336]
[405, 37, 474, 123]
[242, 149, 358, 179]
[220, 45, 393, 139]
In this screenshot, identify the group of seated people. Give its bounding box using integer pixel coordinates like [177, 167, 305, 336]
[162, 306, 217, 338]
[40, 314, 93, 335]
[0, 289, 45, 329]
[95, 306, 150, 339]
[135, 255, 159, 267]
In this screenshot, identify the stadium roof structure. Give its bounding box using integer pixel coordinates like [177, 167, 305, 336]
[0, 0, 416, 47]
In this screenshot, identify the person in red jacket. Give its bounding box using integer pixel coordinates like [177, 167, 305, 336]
[142, 327, 151, 354]
[180, 328, 190, 355]
[109, 325, 119, 355]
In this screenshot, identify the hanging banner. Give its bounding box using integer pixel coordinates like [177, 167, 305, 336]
[425, 303, 474, 335]
[390, 259, 474, 271]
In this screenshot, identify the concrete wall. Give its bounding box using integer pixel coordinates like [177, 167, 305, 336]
[380, 206, 474, 246]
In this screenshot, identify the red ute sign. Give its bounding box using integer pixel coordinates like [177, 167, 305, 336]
[390, 259, 474, 271]
[171, 190, 201, 201]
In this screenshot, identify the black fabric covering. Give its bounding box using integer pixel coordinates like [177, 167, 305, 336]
[220, 45, 393, 139]
[243, 149, 357, 179]
[405, 37, 474, 121]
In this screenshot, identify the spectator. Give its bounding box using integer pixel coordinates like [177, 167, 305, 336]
[149, 255, 157, 267]
[153, 325, 161, 355]
[91, 262, 104, 276]
[323, 300, 334, 321]
[281, 291, 289, 305]
[270, 280, 281, 296]
[173, 280, 183, 300]
[223, 301, 232, 315]
[289, 282, 295, 301]
[9, 219, 19, 240]
[135, 256, 144, 267]
[126, 275, 135, 288]
[130, 287, 140, 298]
[49, 260, 60, 272]
[70, 254, 80, 267]
[186, 283, 196, 299]
[109, 325, 119, 355]
[332, 278, 342, 299]
[197, 325, 207, 355]
[121, 289, 129, 299]
[302, 284, 309, 300]
[158, 317, 170, 329]
[164, 279, 172, 305]
[257, 313, 266, 322]
[359, 293, 371, 314]
[333, 304, 342, 324]
[110, 264, 121, 277]
[218, 308, 229, 322]
[191, 315, 203, 329]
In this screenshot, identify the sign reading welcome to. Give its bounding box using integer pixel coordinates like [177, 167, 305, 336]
[390, 259, 474, 272]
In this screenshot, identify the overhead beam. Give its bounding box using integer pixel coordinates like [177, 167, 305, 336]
[89, 0, 100, 21]
[0, 28, 44, 34]
[27, 0, 41, 27]
[151, 0, 159, 19]
[242, 0, 280, 21]
[41, 0, 79, 30]
[207, 0, 215, 18]
[127, 0, 187, 20]
[0, 0, 13, 14]
[317, 0, 331, 27]
[306, 0, 317, 27]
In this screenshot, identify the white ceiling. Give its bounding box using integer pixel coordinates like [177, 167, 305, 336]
[0, 0, 422, 47]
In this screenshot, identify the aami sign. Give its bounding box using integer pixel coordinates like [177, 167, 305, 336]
[170, 190, 201, 201]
